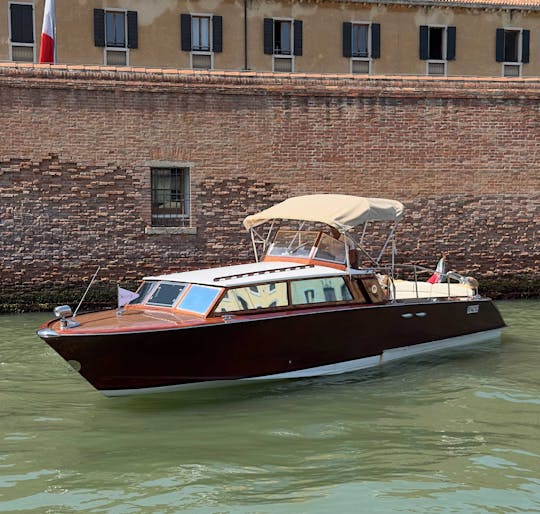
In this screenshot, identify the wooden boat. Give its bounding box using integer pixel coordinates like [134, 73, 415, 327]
[37, 194, 505, 397]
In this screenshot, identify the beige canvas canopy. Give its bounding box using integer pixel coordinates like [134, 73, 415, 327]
[243, 194, 404, 232]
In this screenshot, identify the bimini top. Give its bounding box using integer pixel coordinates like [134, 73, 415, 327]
[243, 194, 404, 232]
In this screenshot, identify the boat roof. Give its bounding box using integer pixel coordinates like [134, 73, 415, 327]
[144, 260, 358, 288]
[243, 194, 404, 232]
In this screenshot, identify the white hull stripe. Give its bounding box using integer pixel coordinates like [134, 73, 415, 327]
[100, 328, 502, 397]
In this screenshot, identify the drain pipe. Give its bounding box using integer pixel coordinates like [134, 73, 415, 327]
[243, 0, 248, 70]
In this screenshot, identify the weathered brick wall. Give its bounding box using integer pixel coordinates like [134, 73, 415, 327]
[0, 63, 538, 304]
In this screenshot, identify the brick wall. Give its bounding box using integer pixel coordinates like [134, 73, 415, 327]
[0, 63, 538, 303]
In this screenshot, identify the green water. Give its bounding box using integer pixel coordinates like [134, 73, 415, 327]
[0, 301, 539, 513]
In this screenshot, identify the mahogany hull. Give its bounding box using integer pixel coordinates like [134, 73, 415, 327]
[39, 299, 505, 396]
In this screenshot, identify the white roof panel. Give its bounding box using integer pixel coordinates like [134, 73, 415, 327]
[145, 261, 349, 287]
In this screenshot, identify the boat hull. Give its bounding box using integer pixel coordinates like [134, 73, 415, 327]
[40, 299, 505, 397]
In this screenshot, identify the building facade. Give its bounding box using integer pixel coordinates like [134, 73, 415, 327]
[1, 0, 540, 77]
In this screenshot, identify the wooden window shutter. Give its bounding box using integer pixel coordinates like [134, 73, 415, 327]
[180, 14, 192, 51]
[495, 28, 505, 62]
[522, 30, 530, 63]
[293, 20, 303, 56]
[342, 22, 352, 58]
[127, 11, 138, 49]
[212, 16, 223, 53]
[93, 9, 105, 47]
[263, 18, 273, 55]
[10, 4, 34, 43]
[419, 25, 429, 60]
[371, 23, 381, 59]
[446, 26, 456, 60]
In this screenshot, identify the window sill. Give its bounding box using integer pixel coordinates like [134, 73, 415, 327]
[145, 226, 197, 235]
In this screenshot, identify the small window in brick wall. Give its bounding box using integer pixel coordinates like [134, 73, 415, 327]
[151, 168, 190, 227]
[9, 3, 35, 62]
[94, 8, 138, 66]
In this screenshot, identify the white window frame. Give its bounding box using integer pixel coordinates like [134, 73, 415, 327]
[190, 13, 214, 70]
[272, 17, 295, 72]
[103, 7, 129, 66]
[502, 27, 523, 77]
[8, 1, 36, 63]
[349, 21, 371, 75]
[425, 24, 448, 76]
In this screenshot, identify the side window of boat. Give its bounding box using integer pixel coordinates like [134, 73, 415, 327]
[146, 282, 187, 307]
[290, 277, 352, 305]
[215, 282, 288, 312]
[129, 281, 157, 304]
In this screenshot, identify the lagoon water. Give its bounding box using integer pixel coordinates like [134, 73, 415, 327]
[0, 301, 539, 513]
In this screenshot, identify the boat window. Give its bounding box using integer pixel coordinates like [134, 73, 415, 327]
[267, 230, 319, 258]
[128, 281, 157, 305]
[314, 233, 347, 264]
[290, 277, 352, 305]
[215, 282, 288, 312]
[177, 285, 222, 315]
[146, 282, 187, 307]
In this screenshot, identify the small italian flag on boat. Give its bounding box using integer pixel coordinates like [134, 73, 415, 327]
[427, 255, 446, 284]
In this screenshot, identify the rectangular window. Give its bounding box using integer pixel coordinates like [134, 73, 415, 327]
[94, 9, 137, 64]
[264, 18, 302, 72]
[496, 28, 529, 77]
[177, 285, 222, 315]
[343, 22, 380, 75]
[274, 20, 291, 55]
[505, 30, 520, 62]
[151, 167, 190, 227]
[9, 3, 34, 62]
[215, 283, 288, 313]
[105, 10, 126, 65]
[290, 277, 352, 306]
[352, 24, 369, 58]
[192, 16, 210, 51]
[419, 25, 456, 76]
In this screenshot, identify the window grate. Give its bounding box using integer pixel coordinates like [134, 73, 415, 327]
[151, 167, 190, 227]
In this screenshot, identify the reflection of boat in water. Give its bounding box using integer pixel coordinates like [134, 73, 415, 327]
[37, 194, 505, 397]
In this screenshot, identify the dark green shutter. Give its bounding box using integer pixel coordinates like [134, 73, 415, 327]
[293, 20, 303, 56]
[263, 18, 273, 55]
[180, 14, 191, 51]
[127, 11, 138, 49]
[495, 28, 505, 62]
[342, 22, 352, 58]
[419, 25, 429, 60]
[371, 23, 381, 59]
[212, 16, 223, 53]
[10, 4, 34, 43]
[522, 29, 530, 63]
[93, 9, 105, 47]
[446, 26, 456, 61]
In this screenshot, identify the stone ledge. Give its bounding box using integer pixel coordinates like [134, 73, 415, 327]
[145, 226, 197, 235]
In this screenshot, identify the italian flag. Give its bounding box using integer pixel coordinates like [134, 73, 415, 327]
[39, 0, 55, 63]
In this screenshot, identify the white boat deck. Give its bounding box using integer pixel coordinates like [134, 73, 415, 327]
[145, 261, 353, 288]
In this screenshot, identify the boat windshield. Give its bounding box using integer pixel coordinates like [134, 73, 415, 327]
[129, 280, 158, 305]
[314, 233, 347, 264]
[146, 282, 187, 307]
[177, 285, 222, 315]
[267, 230, 319, 259]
